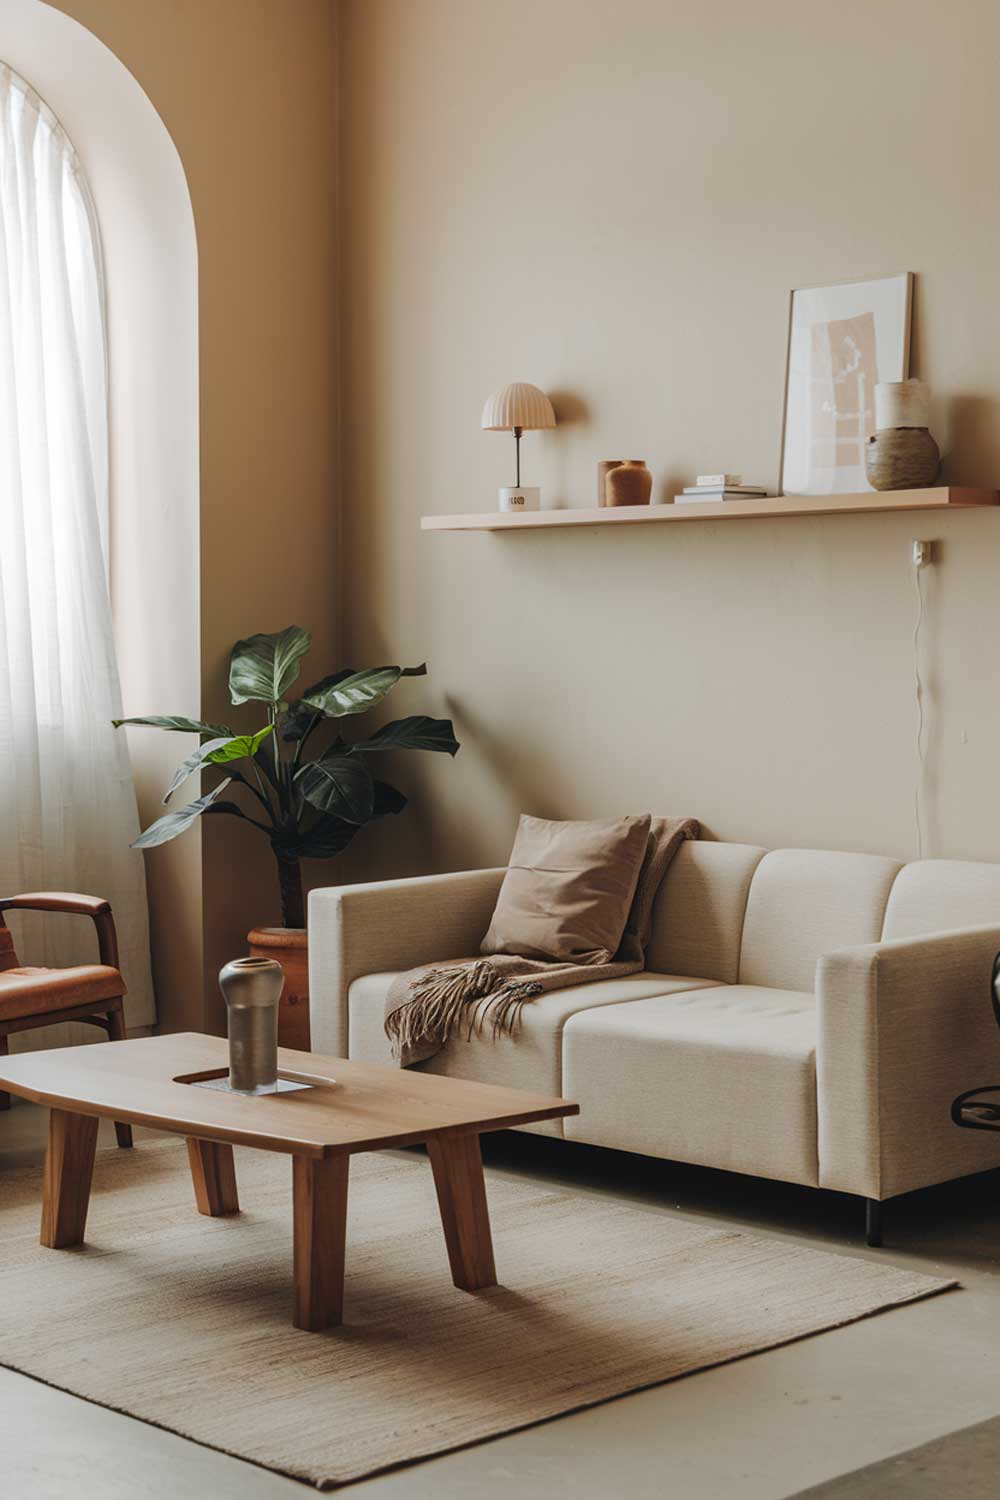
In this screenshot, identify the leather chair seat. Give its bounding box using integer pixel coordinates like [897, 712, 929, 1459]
[0, 964, 125, 1022]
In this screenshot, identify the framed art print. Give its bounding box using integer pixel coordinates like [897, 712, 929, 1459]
[780, 272, 913, 496]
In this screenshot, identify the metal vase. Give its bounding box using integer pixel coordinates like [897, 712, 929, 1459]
[219, 956, 284, 1095]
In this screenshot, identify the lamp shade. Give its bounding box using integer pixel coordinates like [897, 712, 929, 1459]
[481, 382, 556, 431]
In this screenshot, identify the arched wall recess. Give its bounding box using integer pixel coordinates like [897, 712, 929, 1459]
[0, 0, 201, 1028]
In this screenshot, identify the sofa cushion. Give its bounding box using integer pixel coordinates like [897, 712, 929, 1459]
[738, 849, 900, 992]
[645, 841, 767, 983]
[481, 813, 651, 964]
[882, 859, 1000, 941]
[348, 971, 722, 1136]
[563, 985, 819, 1185]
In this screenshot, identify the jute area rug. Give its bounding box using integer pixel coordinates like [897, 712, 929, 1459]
[0, 1138, 954, 1490]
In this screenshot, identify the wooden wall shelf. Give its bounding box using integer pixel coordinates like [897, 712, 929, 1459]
[422, 487, 999, 532]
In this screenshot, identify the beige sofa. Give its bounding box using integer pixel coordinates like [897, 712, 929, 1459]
[309, 842, 1000, 1243]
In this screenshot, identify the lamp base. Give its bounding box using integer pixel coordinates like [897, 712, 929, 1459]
[499, 486, 540, 512]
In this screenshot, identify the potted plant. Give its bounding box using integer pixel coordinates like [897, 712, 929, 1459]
[114, 626, 459, 1045]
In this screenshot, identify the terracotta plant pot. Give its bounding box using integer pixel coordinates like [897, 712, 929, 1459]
[247, 926, 310, 1049]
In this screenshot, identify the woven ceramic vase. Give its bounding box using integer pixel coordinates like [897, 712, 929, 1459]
[865, 428, 940, 491]
[219, 955, 283, 1094]
[605, 460, 652, 507]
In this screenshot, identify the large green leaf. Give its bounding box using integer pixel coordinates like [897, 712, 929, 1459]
[163, 736, 228, 804]
[288, 816, 359, 860]
[296, 663, 427, 720]
[372, 779, 407, 817]
[350, 715, 459, 756]
[210, 725, 274, 763]
[163, 726, 274, 804]
[229, 626, 312, 706]
[282, 670, 355, 741]
[132, 779, 232, 849]
[113, 715, 232, 739]
[297, 753, 374, 823]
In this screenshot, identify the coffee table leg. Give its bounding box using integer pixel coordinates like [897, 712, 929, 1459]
[187, 1138, 240, 1216]
[41, 1108, 99, 1248]
[426, 1131, 497, 1291]
[292, 1154, 349, 1331]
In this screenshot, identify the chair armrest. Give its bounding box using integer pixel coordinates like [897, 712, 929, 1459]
[817, 924, 1000, 1200]
[307, 868, 506, 1056]
[0, 892, 120, 968]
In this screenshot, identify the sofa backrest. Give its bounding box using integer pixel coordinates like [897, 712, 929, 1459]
[649, 840, 1000, 992]
[646, 841, 766, 983]
[737, 849, 901, 991]
[882, 859, 1000, 940]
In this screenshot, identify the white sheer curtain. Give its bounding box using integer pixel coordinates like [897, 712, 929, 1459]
[0, 63, 154, 1033]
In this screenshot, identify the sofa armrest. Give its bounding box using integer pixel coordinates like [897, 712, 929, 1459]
[307, 868, 506, 1056]
[817, 924, 1000, 1200]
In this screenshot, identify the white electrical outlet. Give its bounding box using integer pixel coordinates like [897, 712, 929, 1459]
[911, 539, 932, 567]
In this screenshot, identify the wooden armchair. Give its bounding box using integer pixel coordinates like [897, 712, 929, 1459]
[0, 893, 132, 1147]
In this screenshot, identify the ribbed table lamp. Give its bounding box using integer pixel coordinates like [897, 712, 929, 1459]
[481, 382, 556, 511]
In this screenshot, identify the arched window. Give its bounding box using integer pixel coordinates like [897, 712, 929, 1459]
[0, 62, 153, 1028]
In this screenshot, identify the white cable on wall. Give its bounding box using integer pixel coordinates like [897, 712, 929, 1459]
[912, 560, 926, 860]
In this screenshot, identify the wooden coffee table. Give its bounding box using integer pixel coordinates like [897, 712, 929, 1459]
[0, 1032, 578, 1330]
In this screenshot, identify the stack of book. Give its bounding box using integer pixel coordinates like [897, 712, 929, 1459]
[676, 474, 768, 504]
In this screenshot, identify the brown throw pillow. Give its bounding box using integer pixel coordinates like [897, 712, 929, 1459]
[481, 813, 653, 966]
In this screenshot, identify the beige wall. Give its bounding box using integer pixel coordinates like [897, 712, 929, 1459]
[338, 0, 1000, 881]
[28, 0, 1000, 1029]
[52, 0, 340, 1029]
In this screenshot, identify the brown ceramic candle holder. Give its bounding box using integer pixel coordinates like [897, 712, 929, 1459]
[604, 460, 653, 507]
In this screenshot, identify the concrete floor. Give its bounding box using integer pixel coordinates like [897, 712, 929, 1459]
[795, 1412, 1000, 1500]
[3, 1105, 1000, 1500]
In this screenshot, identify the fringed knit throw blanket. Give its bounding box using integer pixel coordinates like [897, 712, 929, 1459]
[385, 815, 699, 1067]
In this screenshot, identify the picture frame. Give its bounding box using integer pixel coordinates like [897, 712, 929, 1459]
[779, 272, 913, 496]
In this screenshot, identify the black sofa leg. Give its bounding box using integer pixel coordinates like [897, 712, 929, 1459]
[865, 1198, 883, 1247]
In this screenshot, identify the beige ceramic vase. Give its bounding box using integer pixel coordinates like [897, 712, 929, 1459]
[605, 460, 653, 507]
